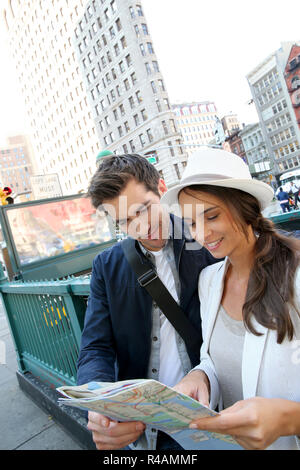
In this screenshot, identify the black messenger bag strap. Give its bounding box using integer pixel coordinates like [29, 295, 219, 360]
[121, 238, 201, 353]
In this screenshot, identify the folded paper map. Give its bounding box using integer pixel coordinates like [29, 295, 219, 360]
[57, 379, 241, 450]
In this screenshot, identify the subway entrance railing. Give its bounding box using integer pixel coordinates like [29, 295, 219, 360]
[0, 275, 90, 388]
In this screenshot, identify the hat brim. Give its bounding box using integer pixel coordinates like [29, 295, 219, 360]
[161, 178, 274, 211]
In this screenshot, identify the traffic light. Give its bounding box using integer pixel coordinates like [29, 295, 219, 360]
[0, 187, 14, 205]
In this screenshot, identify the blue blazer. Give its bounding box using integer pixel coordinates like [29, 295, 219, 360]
[76, 215, 218, 385]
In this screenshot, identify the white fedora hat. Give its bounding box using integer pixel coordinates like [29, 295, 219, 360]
[161, 146, 274, 210]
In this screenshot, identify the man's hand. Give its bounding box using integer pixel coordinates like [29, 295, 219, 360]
[173, 370, 210, 407]
[87, 412, 146, 450]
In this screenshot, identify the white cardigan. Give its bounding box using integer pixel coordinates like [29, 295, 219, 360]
[194, 258, 300, 450]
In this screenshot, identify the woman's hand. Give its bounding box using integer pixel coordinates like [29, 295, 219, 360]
[189, 397, 299, 450]
[173, 369, 210, 407]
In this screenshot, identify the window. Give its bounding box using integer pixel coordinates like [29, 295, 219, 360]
[158, 79, 165, 91]
[151, 81, 157, 93]
[124, 121, 130, 132]
[116, 18, 122, 31]
[141, 108, 148, 121]
[162, 120, 168, 135]
[134, 114, 140, 126]
[174, 163, 181, 179]
[152, 61, 159, 73]
[156, 99, 161, 112]
[131, 72, 137, 85]
[147, 129, 153, 142]
[129, 140, 135, 152]
[136, 90, 142, 103]
[129, 96, 135, 109]
[147, 42, 154, 54]
[145, 62, 152, 75]
[121, 36, 127, 49]
[169, 119, 176, 133]
[109, 26, 115, 39]
[163, 98, 170, 109]
[139, 133, 145, 147]
[124, 78, 130, 91]
[134, 25, 140, 37]
[129, 6, 135, 18]
[140, 43, 146, 56]
[119, 104, 125, 116]
[119, 61, 125, 73]
[141, 23, 148, 35]
[104, 8, 110, 22]
[118, 125, 123, 137]
[125, 54, 132, 67]
[114, 43, 120, 56]
[111, 0, 116, 14]
[137, 5, 144, 16]
[113, 109, 118, 121]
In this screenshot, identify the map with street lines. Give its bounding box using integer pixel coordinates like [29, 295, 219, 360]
[57, 379, 241, 450]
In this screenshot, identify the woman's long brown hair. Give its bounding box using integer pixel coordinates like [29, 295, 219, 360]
[183, 185, 300, 344]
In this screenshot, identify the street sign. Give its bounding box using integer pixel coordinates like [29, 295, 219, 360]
[146, 155, 157, 164]
[30, 173, 63, 200]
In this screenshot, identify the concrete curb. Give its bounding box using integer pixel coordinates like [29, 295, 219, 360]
[16, 371, 96, 451]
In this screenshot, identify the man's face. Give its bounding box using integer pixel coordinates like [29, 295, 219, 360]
[102, 178, 170, 251]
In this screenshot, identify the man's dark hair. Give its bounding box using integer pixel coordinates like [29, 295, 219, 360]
[88, 153, 160, 208]
[279, 186, 283, 191]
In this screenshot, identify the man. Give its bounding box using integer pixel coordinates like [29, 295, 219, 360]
[276, 186, 291, 213]
[77, 153, 217, 450]
[290, 181, 300, 209]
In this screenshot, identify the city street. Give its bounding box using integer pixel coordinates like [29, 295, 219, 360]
[0, 298, 82, 450]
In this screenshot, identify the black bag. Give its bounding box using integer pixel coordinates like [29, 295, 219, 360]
[121, 238, 202, 356]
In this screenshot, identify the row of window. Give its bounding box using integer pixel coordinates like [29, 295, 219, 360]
[257, 82, 283, 107]
[184, 132, 214, 141]
[103, 119, 178, 148]
[129, 4, 144, 19]
[176, 115, 217, 123]
[134, 23, 149, 37]
[266, 112, 292, 133]
[254, 69, 279, 95]
[182, 124, 215, 133]
[270, 126, 296, 146]
[243, 132, 263, 150]
[274, 140, 300, 159]
[246, 147, 267, 163]
[278, 151, 300, 172]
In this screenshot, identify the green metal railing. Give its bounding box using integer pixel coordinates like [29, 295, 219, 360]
[0, 276, 90, 389]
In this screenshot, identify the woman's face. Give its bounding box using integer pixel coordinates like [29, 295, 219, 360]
[178, 188, 251, 259]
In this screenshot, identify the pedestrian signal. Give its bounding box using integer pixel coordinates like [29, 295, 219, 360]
[0, 187, 14, 205]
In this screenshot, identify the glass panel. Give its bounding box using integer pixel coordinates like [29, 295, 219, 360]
[6, 197, 114, 265]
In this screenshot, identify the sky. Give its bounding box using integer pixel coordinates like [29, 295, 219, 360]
[0, 0, 300, 145]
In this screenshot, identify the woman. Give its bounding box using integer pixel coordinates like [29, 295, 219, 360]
[162, 147, 300, 450]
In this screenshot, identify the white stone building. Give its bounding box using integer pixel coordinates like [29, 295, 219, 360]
[172, 102, 218, 155]
[247, 42, 300, 179]
[74, 0, 187, 186]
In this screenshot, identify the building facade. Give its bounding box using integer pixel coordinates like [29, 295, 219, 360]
[0, 135, 37, 199]
[75, 0, 187, 186]
[172, 102, 218, 156]
[284, 44, 300, 132]
[221, 113, 241, 137]
[239, 123, 271, 183]
[2, 0, 111, 195]
[247, 42, 300, 180]
[224, 129, 246, 163]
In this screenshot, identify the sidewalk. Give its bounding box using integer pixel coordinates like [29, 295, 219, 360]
[0, 298, 83, 450]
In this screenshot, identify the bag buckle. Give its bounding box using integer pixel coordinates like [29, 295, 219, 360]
[138, 269, 158, 287]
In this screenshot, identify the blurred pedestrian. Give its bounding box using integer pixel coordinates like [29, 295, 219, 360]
[277, 186, 291, 213]
[290, 181, 300, 209]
